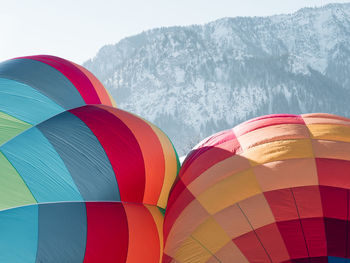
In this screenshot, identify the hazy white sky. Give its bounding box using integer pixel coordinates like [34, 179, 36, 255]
[1, 0, 349, 63]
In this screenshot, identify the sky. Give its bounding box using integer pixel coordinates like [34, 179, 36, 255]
[1, 0, 350, 63]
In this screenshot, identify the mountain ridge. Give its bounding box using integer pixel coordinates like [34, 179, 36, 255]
[84, 2, 350, 155]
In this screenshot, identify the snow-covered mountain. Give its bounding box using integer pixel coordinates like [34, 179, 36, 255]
[84, 3, 350, 155]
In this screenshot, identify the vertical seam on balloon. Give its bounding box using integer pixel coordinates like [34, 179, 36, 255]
[0, 149, 38, 204]
[290, 188, 311, 262]
[33, 203, 39, 263]
[189, 234, 222, 263]
[237, 203, 273, 263]
[82, 202, 89, 263]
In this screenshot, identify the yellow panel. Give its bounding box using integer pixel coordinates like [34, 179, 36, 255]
[239, 194, 275, 229]
[191, 217, 231, 254]
[187, 154, 250, 196]
[254, 158, 318, 191]
[214, 241, 249, 263]
[146, 121, 179, 208]
[174, 237, 212, 263]
[242, 139, 314, 166]
[307, 124, 350, 142]
[237, 124, 310, 151]
[213, 204, 252, 239]
[146, 205, 164, 263]
[312, 139, 350, 161]
[197, 169, 261, 214]
[164, 199, 210, 257]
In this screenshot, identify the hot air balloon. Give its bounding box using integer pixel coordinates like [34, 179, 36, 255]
[0, 105, 179, 262]
[0, 55, 116, 145]
[0, 56, 180, 262]
[164, 113, 350, 263]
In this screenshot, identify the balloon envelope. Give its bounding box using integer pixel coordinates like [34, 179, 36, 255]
[164, 113, 350, 263]
[0, 55, 116, 145]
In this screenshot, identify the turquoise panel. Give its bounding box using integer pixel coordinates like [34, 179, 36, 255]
[0, 59, 85, 109]
[0, 78, 64, 125]
[1, 127, 83, 203]
[0, 204, 38, 263]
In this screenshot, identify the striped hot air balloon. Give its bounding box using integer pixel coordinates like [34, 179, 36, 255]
[164, 113, 350, 263]
[0, 56, 180, 263]
[0, 55, 116, 145]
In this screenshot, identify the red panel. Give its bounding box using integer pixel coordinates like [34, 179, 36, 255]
[320, 186, 348, 220]
[164, 184, 195, 243]
[277, 220, 309, 259]
[264, 189, 299, 221]
[233, 231, 272, 263]
[324, 218, 347, 257]
[83, 202, 129, 263]
[300, 218, 327, 257]
[21, 55, 101, 104]
[166, 179, 188, 212]
[70, 106, 145, 203]
[162, 254, 173, 263]
[292, 186, 323, 218]
[234, 114, 305, 137]
[255, 223, 290, 263]
[180, 138, 239, 186]
[316, 158, 350, 189]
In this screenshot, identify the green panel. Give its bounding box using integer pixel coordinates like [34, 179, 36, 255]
[0, 151, 36, 210]
[0, 111, 31, 145]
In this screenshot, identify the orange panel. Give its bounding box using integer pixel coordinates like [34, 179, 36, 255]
[213, 204, 252, 239]
[237, 124, 310, 151]
[254, 158, 318, 191]
[242, 139, 314, 166]
[124, 204, 160, 263]
[312, 139, 350, 161]
[239, 194, 275, 229]
[187, 154, 250, 196]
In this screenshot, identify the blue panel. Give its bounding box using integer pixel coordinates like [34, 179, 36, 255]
[0, 59, 85, 109]
[35, 202, 87, 263]
[1, 127, 83, 202]
[0, 78, 64, 125]
[0, 204, 38, 263]
[329, 257, 350, 262]
[38, 111, 120, 201]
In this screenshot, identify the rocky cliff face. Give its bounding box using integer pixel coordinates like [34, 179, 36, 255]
[84, 3, 350, 155]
